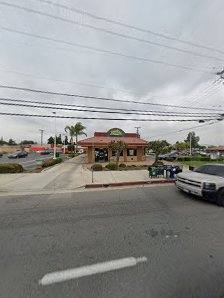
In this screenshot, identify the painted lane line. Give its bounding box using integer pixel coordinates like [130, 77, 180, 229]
[39, 256, 147, 286]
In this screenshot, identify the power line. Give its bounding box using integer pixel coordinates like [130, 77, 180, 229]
[0, 26, 213, 74]
[0, 111, 218, 121]
[0, 97, 221, 116]
[35, 0, 224, 56]
[0, 84, 221, 112]
[1, 1, 223, 62]
[149, 120, 220, 139]
[0, 67, 137, 96]
[0, 100, 220, 118]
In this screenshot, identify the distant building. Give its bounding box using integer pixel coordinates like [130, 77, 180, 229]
[207, 146, 224, 160]
[78, 128, 148, 163]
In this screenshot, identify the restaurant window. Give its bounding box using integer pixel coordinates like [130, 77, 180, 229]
[127, 148, 137, 156]
[112, 150, 123, 156]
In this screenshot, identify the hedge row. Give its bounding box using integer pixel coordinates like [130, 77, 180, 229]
[0, 163, 24, 173]
[176, 156, 211, 162]
[42, 158, 63, 168]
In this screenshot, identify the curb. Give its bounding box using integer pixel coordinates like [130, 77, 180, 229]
[85, 179, 176, 189]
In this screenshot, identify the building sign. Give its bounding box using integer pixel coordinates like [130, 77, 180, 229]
[107, 128, 125, 137]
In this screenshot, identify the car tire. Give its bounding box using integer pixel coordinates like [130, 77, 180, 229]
[217, 189, 224, 206]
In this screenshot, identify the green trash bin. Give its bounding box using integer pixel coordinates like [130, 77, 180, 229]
[148, 166, 157, 178]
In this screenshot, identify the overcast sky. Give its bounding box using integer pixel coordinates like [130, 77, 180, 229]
[0, 0, 224, 146]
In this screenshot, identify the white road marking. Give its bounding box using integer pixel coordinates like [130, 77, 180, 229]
[39, 256, 147, 286]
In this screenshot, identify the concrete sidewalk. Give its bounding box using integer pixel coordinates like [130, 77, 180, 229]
[0, 155, 91, 194]
[0, 158, 189, 195]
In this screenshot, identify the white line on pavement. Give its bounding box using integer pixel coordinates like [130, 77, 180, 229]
[39, 256, 147, 286]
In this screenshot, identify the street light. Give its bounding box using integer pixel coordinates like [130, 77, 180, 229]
[52, 112, 56, 159]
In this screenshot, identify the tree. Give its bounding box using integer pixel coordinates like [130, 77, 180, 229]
[148, 140, 171, 163]
[20, 140, 36, 145]
[64, 135, 68, 145]
[8, 138, 17, 146]
[0, 138, 8, 146]
[185, 132, 200, 148]
[47, 136, 54, 144]
[175, 141, 188, 152]
[65, 122, 87, 153]
[109, 140, 127, 169]
[56, 134, 62, 144]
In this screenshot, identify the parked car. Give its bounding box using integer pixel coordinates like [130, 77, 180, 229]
[40, 150, 51, 155]
[158, 152, 178, 160]
[8, 151, 28, 159]
[176, 164, 224, 206]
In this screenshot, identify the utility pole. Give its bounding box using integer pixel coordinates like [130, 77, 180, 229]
[135, 126, 141, 137]
[52, 112, 57, 159]
[39, 129, 44, 146]
[189, 132, 192, 156]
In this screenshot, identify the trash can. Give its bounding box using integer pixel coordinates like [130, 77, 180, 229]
[56, 152, 60, 157]
[148, 166, 157, 178]
[156, 166, 165, 178]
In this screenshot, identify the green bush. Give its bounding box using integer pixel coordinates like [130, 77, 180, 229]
[164, 157, 176, 161]
[67, 145, 75, 152]
[68, 153, 75, 158]
[0, 163, 24, 173]
[42, 158, 63, 168]
[106, 163, 118, 170]
[119, 163, 126, 168]
[91, 164, 103, 171]
[199, 156, 210, 161]
[152, 161, 164, 166]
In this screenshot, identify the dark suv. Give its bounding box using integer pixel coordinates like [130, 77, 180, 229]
[8, 151, 28, 159]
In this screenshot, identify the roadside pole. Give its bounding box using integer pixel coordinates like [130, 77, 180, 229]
[189, 132, 192, 156]
[92, 143, 94, 183]
[53, 112, 56, 159]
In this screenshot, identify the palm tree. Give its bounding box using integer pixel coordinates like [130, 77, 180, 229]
[65, 122, 87, 153]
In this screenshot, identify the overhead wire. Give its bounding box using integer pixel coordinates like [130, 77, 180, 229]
[0, 26, 213, 74]
[0, 100, 221, 118]
[0, 83, 222, 112]
[35, 0, 224, 56]
[0, 1, 223, 62]
[0, 96, 220, 116]
[0, 111, 219, 121]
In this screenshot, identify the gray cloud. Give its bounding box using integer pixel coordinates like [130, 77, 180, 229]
[0, 0, 224, 145]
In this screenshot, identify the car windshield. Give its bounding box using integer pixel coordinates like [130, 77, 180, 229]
[194, 165, 224, 178]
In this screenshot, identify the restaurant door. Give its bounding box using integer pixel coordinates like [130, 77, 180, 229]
[95, 148, 108, 162]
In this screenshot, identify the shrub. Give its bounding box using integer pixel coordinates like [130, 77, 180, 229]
[119, 163, 126, 168]
[42, 158, 63, 168]
[199, 156, 211, 161]
[164, 157, 176, 161]
[67, 145, 75, 152]
[106, 163, 118, 170]
[68, 154, 75, 158]
[152, 161, 164, 166]
[91, 164, 103, 171]
[0, 163, 24, 173]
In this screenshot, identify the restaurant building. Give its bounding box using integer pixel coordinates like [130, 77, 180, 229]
[78, 128, 148, 163]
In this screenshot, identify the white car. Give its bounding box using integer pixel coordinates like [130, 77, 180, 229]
[176, 164, 224, 206]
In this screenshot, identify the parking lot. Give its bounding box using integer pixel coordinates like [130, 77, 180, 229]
[0, 152, 67, 171]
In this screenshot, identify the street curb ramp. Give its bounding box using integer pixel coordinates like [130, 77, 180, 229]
[85, 179, 176, 189]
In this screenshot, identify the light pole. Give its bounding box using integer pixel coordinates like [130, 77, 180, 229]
[189, 132, 192, 156]
[52, 112, 57, 159]
[39, 129, 44, 146]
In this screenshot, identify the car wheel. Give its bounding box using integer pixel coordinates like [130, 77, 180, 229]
[217, 189, 224, 206]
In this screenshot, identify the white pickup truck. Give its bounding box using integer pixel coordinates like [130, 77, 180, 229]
[176, 164, 224, 206]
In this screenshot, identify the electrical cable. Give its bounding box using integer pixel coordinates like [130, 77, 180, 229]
[35, 0, 224, 56]
[0, 84, 221, 112]
[0, 100, 221, 118]
[0, 111, 218, 121]
[0, 1, 223, 62]
[0, 26, 213, 74]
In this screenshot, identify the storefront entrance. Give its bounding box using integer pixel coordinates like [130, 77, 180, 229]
[95, 148, 108, 162]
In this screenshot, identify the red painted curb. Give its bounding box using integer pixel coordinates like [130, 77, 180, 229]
[85, 179, 176, 189]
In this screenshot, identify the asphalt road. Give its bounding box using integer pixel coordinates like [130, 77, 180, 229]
[0, 153, 67, 171]
[1, 185, 224, 298]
